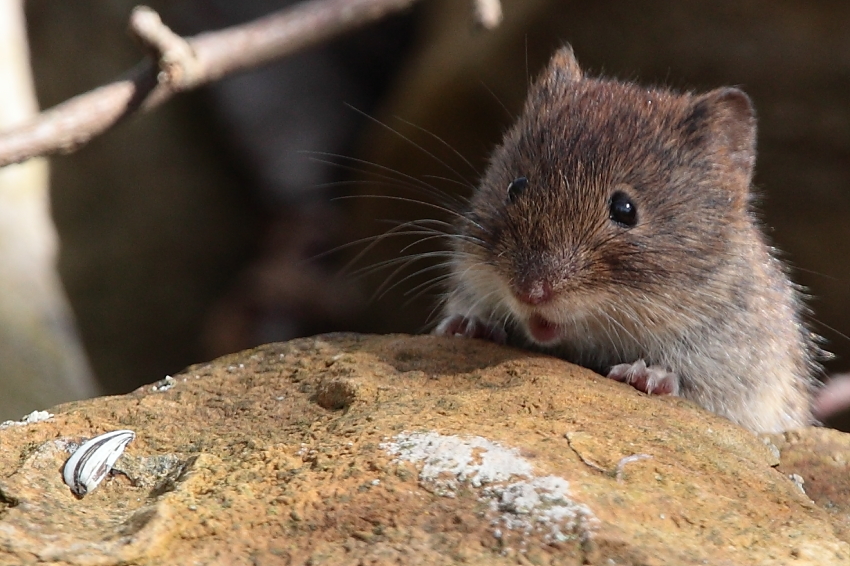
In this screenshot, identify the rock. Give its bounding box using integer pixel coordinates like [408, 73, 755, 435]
[767, 427, 850, 545]
[0, 333, 846, 565]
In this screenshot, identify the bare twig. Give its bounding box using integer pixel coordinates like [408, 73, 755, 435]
[130, 6, 201, 89]
[0, 0, 501, 168]
[564, 432, 608, 474]
[472, 0, 502, 29]
[614, 453, 652, 483]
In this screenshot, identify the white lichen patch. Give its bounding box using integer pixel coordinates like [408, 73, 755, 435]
[0, 410, 53, 429]
[383, 431, 533, 494]
[382, 431, 597, 544]
[485, 475, 596, 543]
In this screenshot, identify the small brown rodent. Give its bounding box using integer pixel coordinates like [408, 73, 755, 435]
[434, 46, 823, 433]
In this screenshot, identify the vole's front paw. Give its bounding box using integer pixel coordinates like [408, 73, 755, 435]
[433, 315, 507, 345]
[607, 360, 680, 396]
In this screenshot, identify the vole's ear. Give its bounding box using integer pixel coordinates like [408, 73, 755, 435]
[543, 45, 582, 84]
[690, 88, 757, 179]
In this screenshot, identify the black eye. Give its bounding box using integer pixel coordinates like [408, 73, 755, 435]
[609, 191, 638, 227]
[506, 177, 528, 203]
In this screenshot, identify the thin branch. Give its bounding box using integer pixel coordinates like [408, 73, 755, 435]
[472, 0, 502, 30]
[130, 6, 201, 88]
[0, 0, 502, 168]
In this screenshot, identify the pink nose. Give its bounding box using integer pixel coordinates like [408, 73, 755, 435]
[514, 280, 553, 305]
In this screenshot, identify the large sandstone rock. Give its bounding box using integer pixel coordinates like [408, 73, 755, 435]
[0, 333, 847, 565]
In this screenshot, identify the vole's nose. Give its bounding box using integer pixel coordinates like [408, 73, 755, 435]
[514, 279, 554, 306]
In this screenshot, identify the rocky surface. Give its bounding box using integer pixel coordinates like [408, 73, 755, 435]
[0, 333, 847, 565]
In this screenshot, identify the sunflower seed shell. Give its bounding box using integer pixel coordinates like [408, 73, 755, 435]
[63, 429, 135, 497]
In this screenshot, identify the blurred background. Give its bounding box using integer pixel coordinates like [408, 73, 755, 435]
[7, 0, 850, 427]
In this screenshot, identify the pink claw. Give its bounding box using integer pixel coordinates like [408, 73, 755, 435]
[434, 315, 507, 345]
[607, 360, 679, 396]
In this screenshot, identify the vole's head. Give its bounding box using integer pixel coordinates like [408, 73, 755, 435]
[453, 46, 758, 345]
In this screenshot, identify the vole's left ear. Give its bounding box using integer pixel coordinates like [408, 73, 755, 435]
[533, 44, 582, 91]
[690, 88, 757, 180]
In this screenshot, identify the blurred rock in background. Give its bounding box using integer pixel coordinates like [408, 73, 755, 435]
[19, 0, 850, 427]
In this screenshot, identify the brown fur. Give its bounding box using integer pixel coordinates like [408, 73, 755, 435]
[436, 46, 822, 433]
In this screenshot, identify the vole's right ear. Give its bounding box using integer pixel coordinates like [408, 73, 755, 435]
[689, 88, 757, 181]
[543, 45, 583, 84]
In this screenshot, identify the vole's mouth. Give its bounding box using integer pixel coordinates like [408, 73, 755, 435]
[527, 313, 561, 344]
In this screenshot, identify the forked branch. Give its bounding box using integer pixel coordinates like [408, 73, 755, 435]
[0, 0, 502, 168]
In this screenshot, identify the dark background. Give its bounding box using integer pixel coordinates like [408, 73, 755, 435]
[23, 0, 850, 424]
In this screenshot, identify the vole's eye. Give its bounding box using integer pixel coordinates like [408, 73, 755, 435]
[506, 177, 528, 203]
[609, 191, 638, 227]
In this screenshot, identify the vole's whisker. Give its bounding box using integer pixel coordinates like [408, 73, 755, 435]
[480, 80, 515, 121]
[314, 179, 436, 197]
[334, 218, 455, 276]
[307, 223, 433, 265]
[398, 233, 460, 254]
[396, 270, 456, 306]
[345, 103, 474, 187]
[404, 270, 456, 300]
[810, 319, 850, 345]
[349, 250, 456, 281]
[333, 194, 468, 223]
[306, 152, 462, 207]
[421, 174, 476, 193]
[392, 115, 481, 178]
[371, 252, 457, 301]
